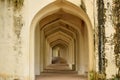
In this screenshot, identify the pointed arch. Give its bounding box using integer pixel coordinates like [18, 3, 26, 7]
[29, 0, 95, 80]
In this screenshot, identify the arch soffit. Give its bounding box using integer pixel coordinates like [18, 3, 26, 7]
[50, 39, 69, 48]
[46, 31, 73, 43]
[39, 11, 82, 31]
[52, 42, 68, 49]
[45, 27, 75, 39]
[42, 19, 80, 38]
[48, 36, 72, 51]
[30, 0, 93, 36]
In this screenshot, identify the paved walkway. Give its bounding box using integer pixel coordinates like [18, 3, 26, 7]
[36, 64, 87, 80]
[36, 73, 87, 80]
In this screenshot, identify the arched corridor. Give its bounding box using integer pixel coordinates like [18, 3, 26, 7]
[0, 0, 119, 80]
[29, 0, 94, 79]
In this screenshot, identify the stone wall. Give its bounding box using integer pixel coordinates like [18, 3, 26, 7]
[95, 0, 119, 79]
[0, 0, 29, 80]
[104, 0, 117, 78]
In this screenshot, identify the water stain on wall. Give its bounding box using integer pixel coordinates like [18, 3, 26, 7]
[113, 0, 120, 77]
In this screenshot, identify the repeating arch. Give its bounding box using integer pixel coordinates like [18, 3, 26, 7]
[29, 0, 95, 80]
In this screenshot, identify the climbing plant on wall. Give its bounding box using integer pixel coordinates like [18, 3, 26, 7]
[113, 0, 120, 78]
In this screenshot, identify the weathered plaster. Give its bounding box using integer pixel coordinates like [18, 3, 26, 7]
[0, 0, 119, 80]
[104, 0, 117, 78]
[0, 0, 25, 80]
[112, 0, 120, 78]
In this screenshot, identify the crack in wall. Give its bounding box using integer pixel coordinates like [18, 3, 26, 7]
[80, 0, 86, 12]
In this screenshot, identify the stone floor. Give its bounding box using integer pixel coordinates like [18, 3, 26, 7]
[36, 64, 87, 80]
[36, 72, 87, 80]
[36, 75, 87, 80]
[45, 64, 71, 70]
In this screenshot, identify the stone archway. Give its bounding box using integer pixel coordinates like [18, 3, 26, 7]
[29, 0, 95, 80]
